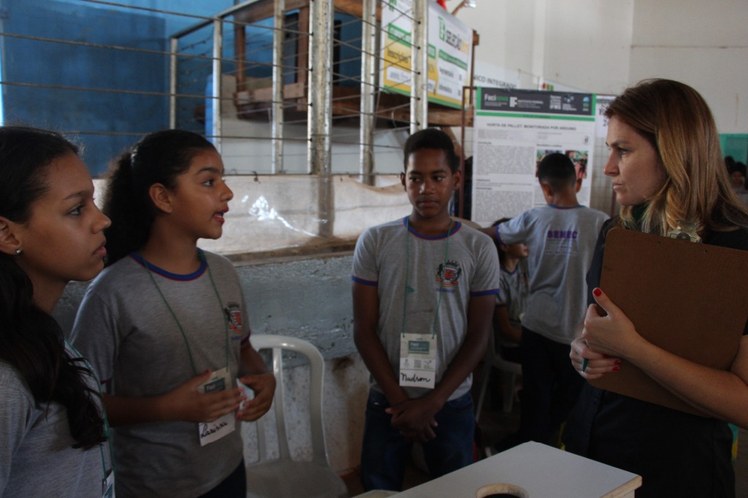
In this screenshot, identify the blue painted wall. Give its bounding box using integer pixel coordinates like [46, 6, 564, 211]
[0, 0, 361, 175]
[0, 0, 233, 176]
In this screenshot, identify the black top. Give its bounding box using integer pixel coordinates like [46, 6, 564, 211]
[564, 219, 748, 498]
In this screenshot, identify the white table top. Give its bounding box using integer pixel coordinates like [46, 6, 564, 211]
[391, 442, 642, 498]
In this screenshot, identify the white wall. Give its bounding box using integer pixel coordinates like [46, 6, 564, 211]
[629, 0, 748, 133]
[451, 0, 748, 133]
[543, 1, 634, 94]
[451, 0, 635, 94]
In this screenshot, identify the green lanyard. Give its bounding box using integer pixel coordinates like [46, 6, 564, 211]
[144, 251, 230, 376]
[64, 341, 115, 479]
[401, 218, 453, 339]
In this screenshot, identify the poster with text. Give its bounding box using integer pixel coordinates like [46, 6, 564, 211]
[593, 94, 617, 213]
[381, 0, 472, 109]
[471, 87, 597, 225]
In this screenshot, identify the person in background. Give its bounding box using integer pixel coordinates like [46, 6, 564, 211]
[352, 128, 500, 491]
[565, 78, 748, 497]
[483, 153, 608, 452]
[72, 129, 275, 498]
[482, 217, 528, 455]
[727, 161, 748, 205]
[0, 126, 113, 497]
[491, 217, 529, 360]
[566, 150, 588, 190]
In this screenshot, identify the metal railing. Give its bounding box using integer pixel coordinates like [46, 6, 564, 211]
[1, 0, 456, 178]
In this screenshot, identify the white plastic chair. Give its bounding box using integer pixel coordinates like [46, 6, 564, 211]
[475, 332, 522, 420]
[245, 334, 348, 498]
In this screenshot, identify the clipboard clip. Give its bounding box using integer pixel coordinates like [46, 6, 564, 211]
[666, 221, 701, 243]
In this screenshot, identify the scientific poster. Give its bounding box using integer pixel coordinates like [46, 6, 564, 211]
[594, 94, 617, 212]
[380, 0, 472, 109]
[471, 87, 597, 225]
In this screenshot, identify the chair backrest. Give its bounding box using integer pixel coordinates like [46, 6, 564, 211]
[249, 334, 329, 466]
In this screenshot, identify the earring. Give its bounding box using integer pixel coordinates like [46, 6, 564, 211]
[15, 248, 22, 256]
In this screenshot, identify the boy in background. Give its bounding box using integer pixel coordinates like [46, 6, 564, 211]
[486, 152, 608, 451]
[352, 128, 500, 491]
[491, 217, 529, 356]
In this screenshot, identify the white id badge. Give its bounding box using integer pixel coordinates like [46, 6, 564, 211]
[101, 470, 115, 498]
[399, 333, 437, 389]
[197, 367, 236, 446]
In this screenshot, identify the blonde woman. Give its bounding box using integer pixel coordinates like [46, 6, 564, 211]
[565, 79, 748, 497]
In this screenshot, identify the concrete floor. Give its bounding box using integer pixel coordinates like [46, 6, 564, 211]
[343, 374, 748, 497]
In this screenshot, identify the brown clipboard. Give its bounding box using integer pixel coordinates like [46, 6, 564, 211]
[589, 228, 748, 415]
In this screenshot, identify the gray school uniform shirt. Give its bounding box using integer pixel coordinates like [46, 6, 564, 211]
[352, 217, 501, 400]
[497, 260, 529, 327]
[0, 348, 112, 497]
[497, 205, 608, 344]
[72, 251, 249, 498]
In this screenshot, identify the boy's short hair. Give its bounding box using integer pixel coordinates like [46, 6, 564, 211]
[403, 128, 459, 173]
[536, 152, 576, 190]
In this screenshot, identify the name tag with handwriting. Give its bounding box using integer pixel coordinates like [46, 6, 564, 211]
[197, 367, 236, 446]
[399, 333, 437, 389]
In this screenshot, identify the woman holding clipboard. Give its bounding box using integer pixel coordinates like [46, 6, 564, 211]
[564, 79, 748, 497]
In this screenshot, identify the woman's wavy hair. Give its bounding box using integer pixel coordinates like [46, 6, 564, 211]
[0, 126, 105, 449]
[103, 129, 217, 265]
[606, 79, 748, 235]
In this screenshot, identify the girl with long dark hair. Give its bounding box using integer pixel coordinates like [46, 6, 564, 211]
[0, 126, 112, 496]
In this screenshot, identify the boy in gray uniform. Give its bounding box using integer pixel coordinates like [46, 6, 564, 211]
[352, 128, 500, 491]
[487, 152, 608, 450]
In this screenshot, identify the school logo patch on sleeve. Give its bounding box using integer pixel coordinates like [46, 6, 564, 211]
[223, 303, 243, 335]
[436, 260, 462, 288]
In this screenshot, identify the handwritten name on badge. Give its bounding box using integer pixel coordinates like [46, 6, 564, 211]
[399, 333, 438, 389]
[400, 371, 434, 384]
[201, 419, 230, 438]
[197, 367, 236, 446]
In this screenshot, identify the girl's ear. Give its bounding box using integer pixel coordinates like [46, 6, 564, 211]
[148, 183, 174, 214]
[0, 216, 22, 256]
